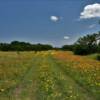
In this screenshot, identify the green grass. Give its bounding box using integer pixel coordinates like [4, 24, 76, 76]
[86, 53, 100, 60]
[0, 51, 99, 100]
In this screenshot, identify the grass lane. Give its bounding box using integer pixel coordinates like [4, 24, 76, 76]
[0, 53, 39, 100]
[50, 57, 95, 100]
[12, 54, 44, 100]
[36, 53, 96, 100]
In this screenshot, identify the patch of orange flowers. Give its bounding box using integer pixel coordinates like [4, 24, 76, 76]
[53, 51, 100, 89]
[53, 51, 100, 70]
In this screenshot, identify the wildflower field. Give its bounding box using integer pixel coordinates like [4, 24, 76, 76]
[0, 51, 100, 100]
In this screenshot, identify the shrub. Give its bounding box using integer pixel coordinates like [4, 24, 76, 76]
[73, 44, 98, 55]
[73, 44, 90, 55]
[96, 54, 100, 61]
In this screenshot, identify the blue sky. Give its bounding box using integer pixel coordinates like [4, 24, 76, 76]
[0, 0, 100, 47]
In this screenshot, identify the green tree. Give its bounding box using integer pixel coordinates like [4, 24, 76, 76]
[74, 33, 98, 55]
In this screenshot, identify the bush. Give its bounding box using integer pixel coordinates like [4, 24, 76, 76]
[96, 54, 100, 61]
[73, 45, 90, 55]
[73, 44, 98, 55]
[97, 45, 100, 53]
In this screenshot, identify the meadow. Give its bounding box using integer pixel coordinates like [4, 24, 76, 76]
[0, 51, 100, 100]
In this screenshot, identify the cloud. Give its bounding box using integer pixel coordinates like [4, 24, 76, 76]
[50, 16, 60, 22]
[64, 36, 70, 40]
[80, 3, 100, 19]
[89, 24, 96, 28]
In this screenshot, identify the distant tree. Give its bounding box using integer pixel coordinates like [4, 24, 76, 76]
[0, 43, 11, 51]
[62, 45, 74, 51]
[0, 41, 53, 51]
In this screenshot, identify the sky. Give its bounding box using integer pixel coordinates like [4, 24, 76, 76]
[0, 0, 100, 47]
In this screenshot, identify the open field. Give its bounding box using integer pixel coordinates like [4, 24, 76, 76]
[0, 51, 100, 100]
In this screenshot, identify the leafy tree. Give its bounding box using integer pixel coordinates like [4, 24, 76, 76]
[73, 33, 99, 55]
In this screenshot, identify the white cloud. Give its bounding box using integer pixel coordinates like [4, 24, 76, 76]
[89, 24, 96, 28]
[50, 16, 60, 22]
[80, 3, 100, 19]
[64, 36, 70, 40]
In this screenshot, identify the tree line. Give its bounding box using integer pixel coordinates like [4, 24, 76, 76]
[0, 32, 100, 55]
[0, 41, 53, 51]
[62, 32, 100, 55]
